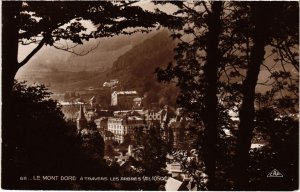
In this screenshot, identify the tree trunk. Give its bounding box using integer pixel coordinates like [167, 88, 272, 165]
[2, 1, 21, 92]
[2, 1, 22, 188]
[202, 2, 223, 190]
[234, 3, 271, 190]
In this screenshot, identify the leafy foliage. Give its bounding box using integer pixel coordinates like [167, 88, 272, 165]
[19, 1, 175, 45]
[2, 81, 112, 189]
[155, 1, 298, 190]
[130, 125, 169, 190]
[80, 121, 105, 161]
[248, 107, 298, 190]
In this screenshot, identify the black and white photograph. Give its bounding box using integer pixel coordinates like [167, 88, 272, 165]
[1, 1, 299, 190]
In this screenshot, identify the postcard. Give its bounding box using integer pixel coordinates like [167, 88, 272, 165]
[2, 1, 299, 190]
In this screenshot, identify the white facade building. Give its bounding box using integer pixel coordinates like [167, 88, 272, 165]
[107, 116, 145, 143]
[111, 91, 139, 109]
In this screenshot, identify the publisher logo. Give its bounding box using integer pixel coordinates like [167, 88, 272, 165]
[267, 169, 283, 178]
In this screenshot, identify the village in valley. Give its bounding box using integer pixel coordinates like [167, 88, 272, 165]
[58, 77, 260, 191]
[60, 78, 199, 190]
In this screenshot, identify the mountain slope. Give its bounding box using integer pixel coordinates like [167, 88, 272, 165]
[16, 29, 180, 106]
[106, 29, 179, 106]
[17, 30, 160, 75]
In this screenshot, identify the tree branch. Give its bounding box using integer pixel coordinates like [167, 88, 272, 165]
[182, 3, 204, 17]
[270, 41, 299, 71]
[201, 1, 211, 14]
[53, 40, 100, 56]
[117, 1, 137, 8]
[19, 37, 46, 68]
[19, 38, 42, 45]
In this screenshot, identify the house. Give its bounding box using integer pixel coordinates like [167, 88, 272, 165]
[166, 162, 183, 178]
[111, 91, 139, 109]
[133, 97, 143, 109]
[143, 109, 162, 122]
[85, 110, 98, 121]
[94, 117, 108, 135]
[103, 130, 114, 141]
[165, 177, 183, 191]
[103, 79, 119, 87]
[107, 116, 145, 143]
[113, 110, 144, 118]
[165, 177, 197, 191]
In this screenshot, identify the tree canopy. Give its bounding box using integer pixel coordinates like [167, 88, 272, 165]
[156, 1, 298, 190]
[3, 1, 178, 93]
[2, 81, 116, 189]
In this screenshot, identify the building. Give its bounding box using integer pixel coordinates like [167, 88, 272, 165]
[169, 121, 185, 148]
[111, 91, 139, 109]
[165, 153, 198, 191]
[165, 177, 197, 191]
[103, 79, 119, 87]
[77, 104, 87, 132]
[102, 130, 115, 142]
[133, 97, 142, 109]
[107, 116, 145, 143]
[160, 105, 176, 141]
[169, 108, 187, 148]
[161, 105, 176, 124]
[76, 104, 100, 142]
[95, 117, 108, 134]
[113, 110, 144, 118]
[85, 110, 97, 121]
[143, 109, 162, 122]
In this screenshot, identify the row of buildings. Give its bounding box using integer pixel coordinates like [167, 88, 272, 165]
[74, 80, 200, 191]
[76, 96, 188, 147]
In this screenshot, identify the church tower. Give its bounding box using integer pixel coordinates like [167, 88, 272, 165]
[77, 104, 87, 132]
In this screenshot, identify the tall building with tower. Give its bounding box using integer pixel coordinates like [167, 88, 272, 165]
[77, 104, 87, 132]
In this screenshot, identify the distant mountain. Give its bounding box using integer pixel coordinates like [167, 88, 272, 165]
[15, 29, 292, 107]
[106, 29, 179, 106]
[17, 30, 160, 74]
[16, 29, 179, 106]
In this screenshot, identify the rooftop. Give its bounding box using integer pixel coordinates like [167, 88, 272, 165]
[112, 91, 138, 95]
[127, 116, 143, 121]
[165, 177, 183, 191]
